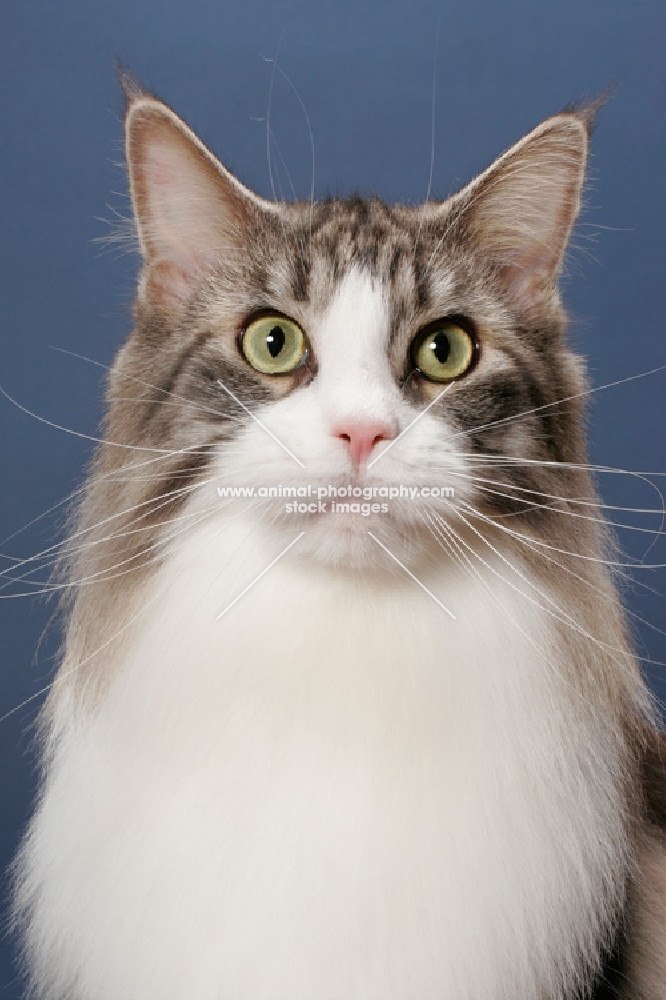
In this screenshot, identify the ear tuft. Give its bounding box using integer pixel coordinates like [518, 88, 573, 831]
[115, 65, 149, 113]
[560, 88, 612, 136]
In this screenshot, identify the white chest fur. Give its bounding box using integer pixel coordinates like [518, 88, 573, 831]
[23, 517, 626, 1000]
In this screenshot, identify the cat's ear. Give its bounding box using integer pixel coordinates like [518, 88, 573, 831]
[123, 82, 273, 310]
[449, 111, 591, 321]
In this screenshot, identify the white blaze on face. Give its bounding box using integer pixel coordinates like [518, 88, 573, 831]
[312, 268, 401, 437]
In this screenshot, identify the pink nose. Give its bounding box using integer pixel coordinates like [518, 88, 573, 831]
[333, 421, 393, 467]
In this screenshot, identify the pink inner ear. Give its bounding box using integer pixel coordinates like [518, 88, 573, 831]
[148, 158, 175, 188]
[500, 263, 550, 320]
[487, 187, 575, 319]
[146, 259, 195, 309]
[133, 125, 233, 280]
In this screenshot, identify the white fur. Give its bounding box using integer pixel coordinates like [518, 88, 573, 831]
[314, 267, 400, 432]
[19, 510, 627, 999]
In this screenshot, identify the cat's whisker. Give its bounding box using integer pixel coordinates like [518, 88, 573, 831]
[448, 496, 666, 640]
[19, 460, 257, 577]
[0, 439, 266, 582]
[449, 451, 666, 475]
[0, 474, 223, 582]
[2, 471, 276, 596]
[0, 435, 226, 561]
[444, 492, 666, 570]
[426, 456, 663, 521]
[263, 43, 307, 268]
[264, 45, 281, 204]
[439, 505, 597, 635]
[0, 481, 237, 595]
[0, 496, 267, 726]
[444, 452, 666, 557]
[264, 124, 308, 259]
[443, 362, 666, 447]
[447, 501, 624, 652]
[0, 384, 220, 456]
[0, 501, 225, 599]
[106, 397, 245, 423]
[423, 508, 601, 697]
[78, 492, 269, 595]
[444, 503, 666, 666]
[414, 12, 441, 245]
[265, 125, 310, 267]
[49, 346, 249, 425]
[267, 126, 293, 204]
[95, 455, 260, 485]
[270, 60, 316, 248]
[430, 504, 658, 698]
[443, 457, 666, 511]
[268, 128, 292, 200]
[435, 466, 666, 539]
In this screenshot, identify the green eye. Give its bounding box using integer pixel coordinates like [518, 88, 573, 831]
[411, 320, 476, 382]
[240, 315, 307, 375]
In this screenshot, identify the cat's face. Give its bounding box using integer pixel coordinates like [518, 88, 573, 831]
[110, 82, 592, 570]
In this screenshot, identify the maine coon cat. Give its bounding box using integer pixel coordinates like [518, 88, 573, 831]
[11, 76, 666, 999]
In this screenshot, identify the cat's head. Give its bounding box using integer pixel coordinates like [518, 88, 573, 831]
[110, 81, 593, 570]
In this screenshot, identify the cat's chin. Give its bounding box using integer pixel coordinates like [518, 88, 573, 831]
[273, 509, 438, 571]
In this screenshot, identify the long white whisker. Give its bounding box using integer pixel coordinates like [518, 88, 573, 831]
[435, 463, 666, 515]
[0, 475, 219, 582]
[50, 345, 244, 424]
[415, 11, 441, 245]
[262, 41, 304, 269]
[446, 364, 666, 445]
[0, 482, 242, 594]
[0, 385, 182, 455]
[436, 450, 666, 480]
[0, 500, 225, 599]
[452, 496, 666, 640]
[271, 61, 315, 249]
[0, 497, 265, 726]
[448, 494, 666, 570]
[448, 498, 656, 667]
[439, 467, 666, 539]
[423, 508, 635, 719]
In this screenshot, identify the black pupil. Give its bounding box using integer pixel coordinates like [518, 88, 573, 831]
[430, 331, 451, 364]
[266, 325, 286, 358]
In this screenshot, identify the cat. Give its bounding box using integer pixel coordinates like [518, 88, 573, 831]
[10, 74, 666, 999]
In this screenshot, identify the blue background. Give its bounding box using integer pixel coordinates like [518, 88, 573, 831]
[1, 1, 665, 994]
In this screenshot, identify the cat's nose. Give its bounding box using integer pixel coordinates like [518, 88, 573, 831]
[333, 421, 394, 467]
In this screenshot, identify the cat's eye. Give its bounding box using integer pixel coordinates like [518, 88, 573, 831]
[411, 320, 476, 382]
[240, 314, 307, 375]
